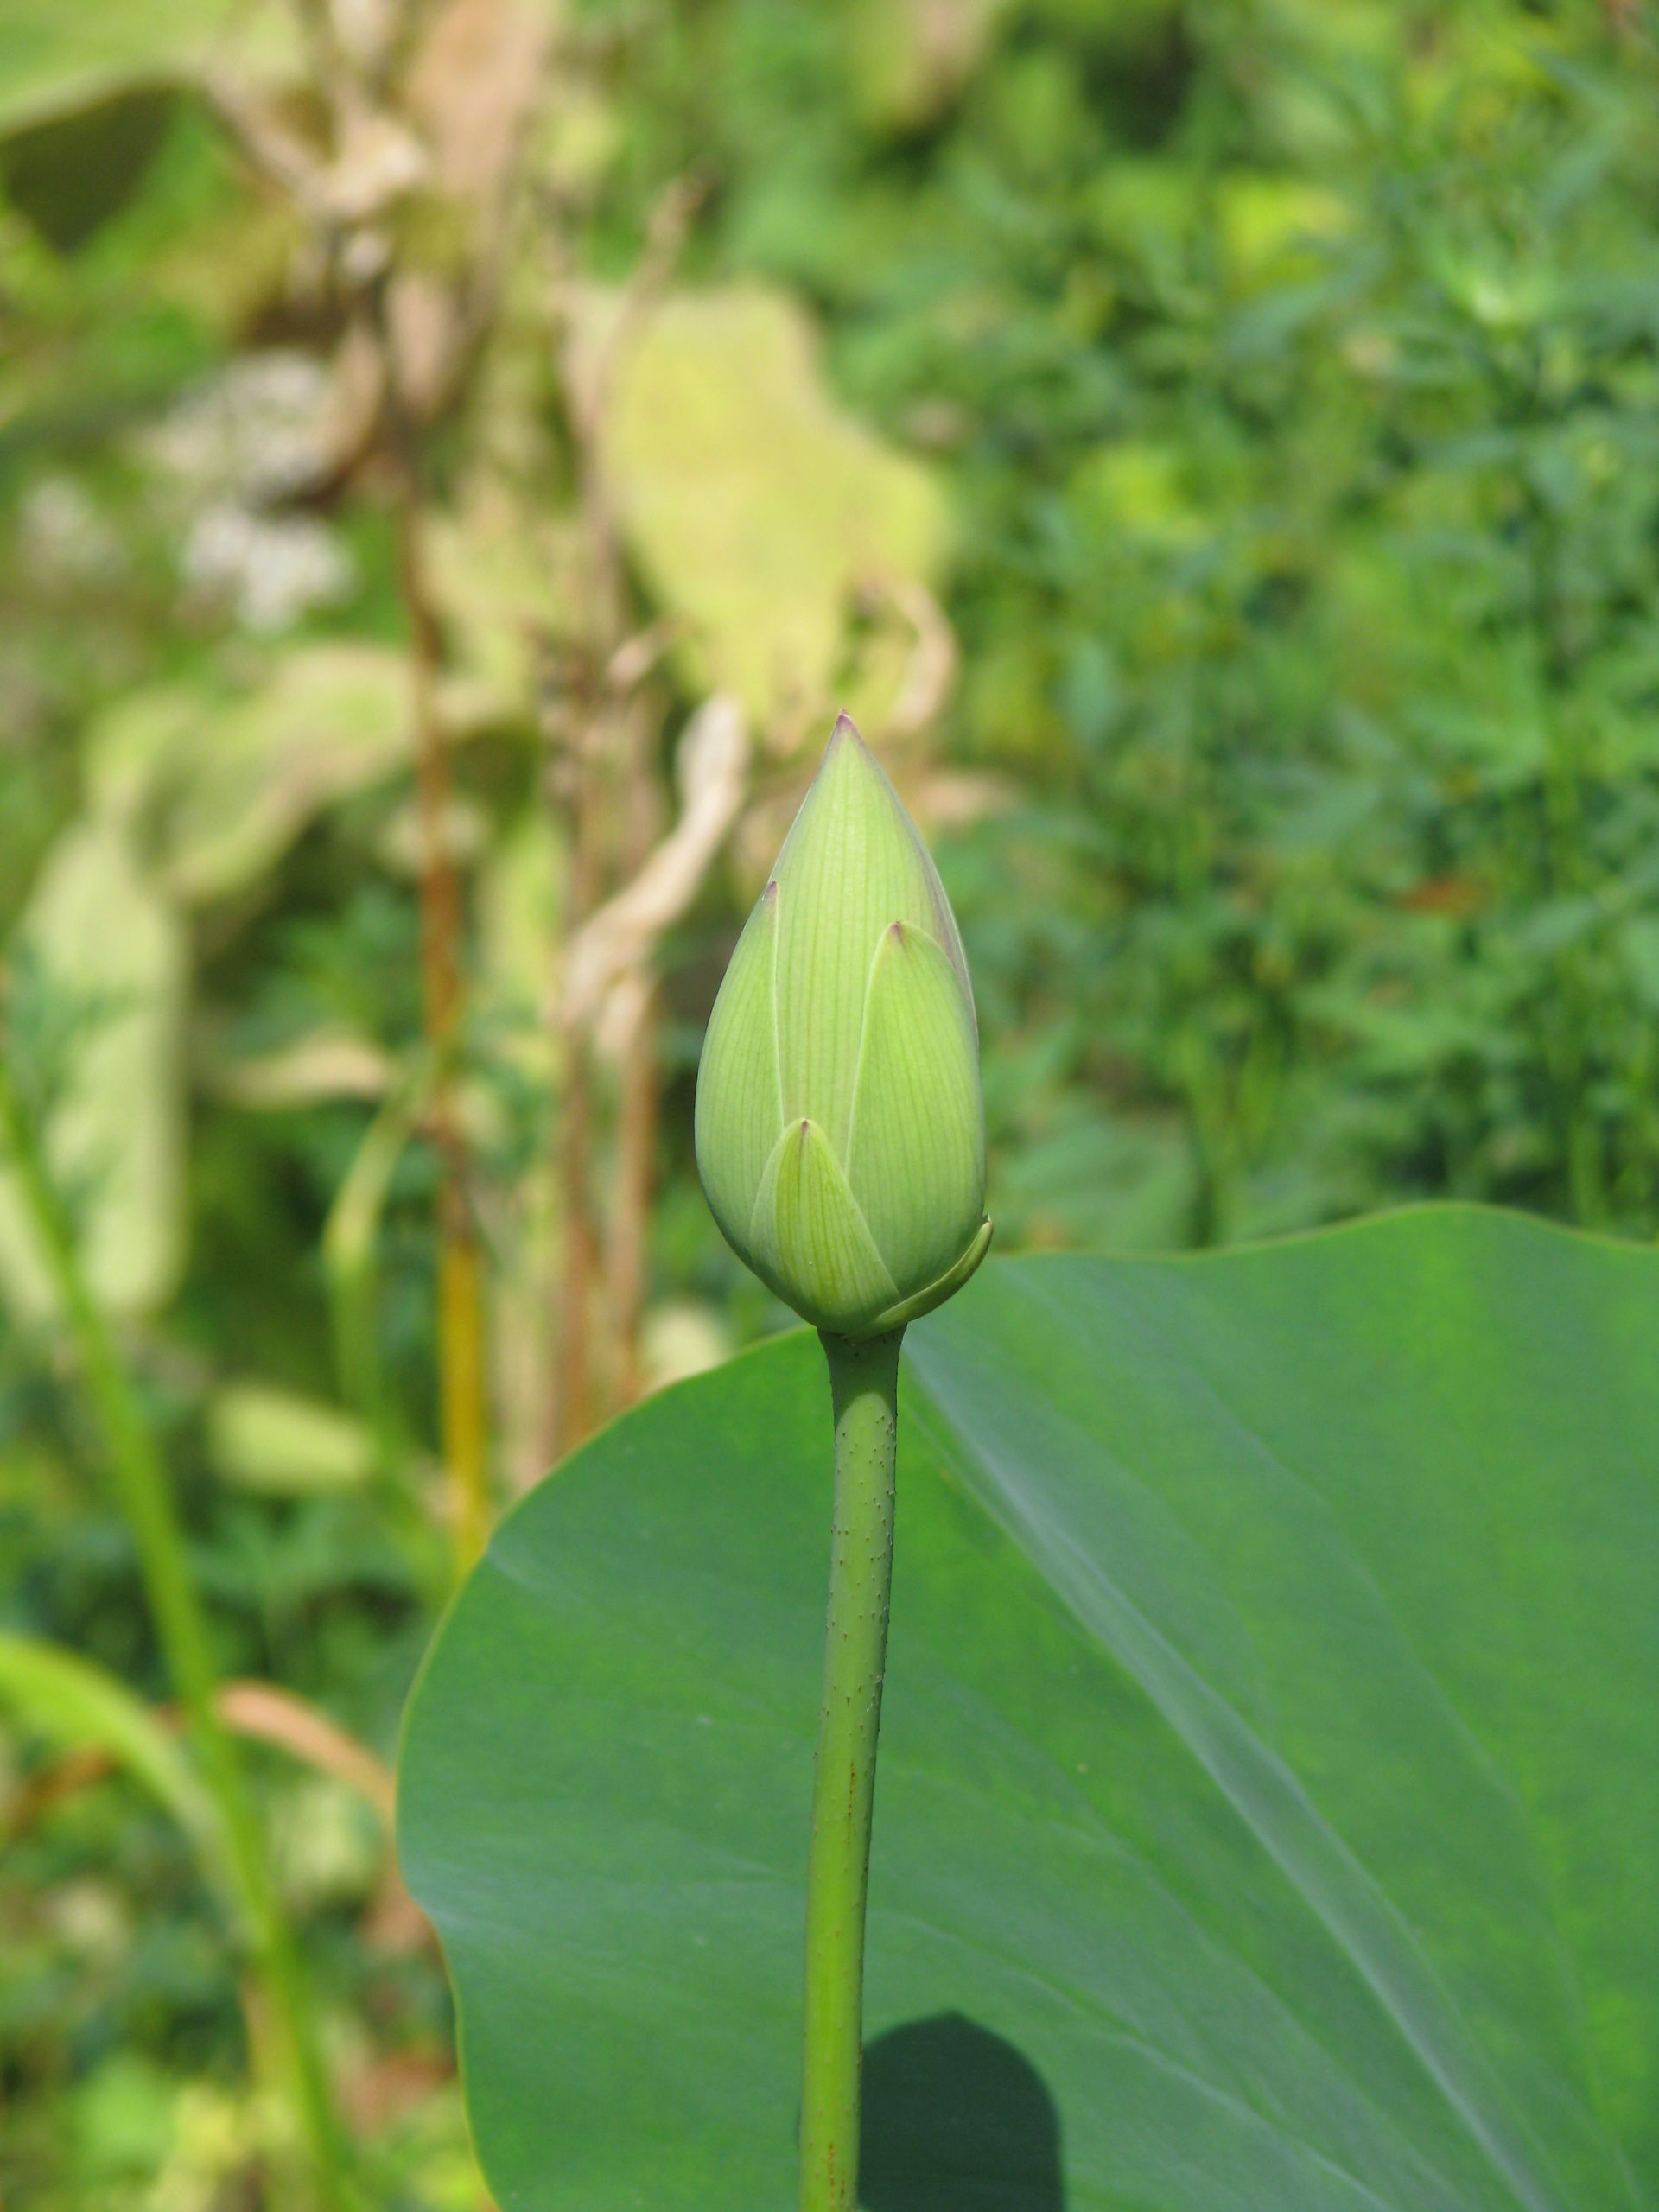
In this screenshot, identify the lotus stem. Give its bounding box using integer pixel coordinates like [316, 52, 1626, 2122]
[799, 1325, 903, 2212]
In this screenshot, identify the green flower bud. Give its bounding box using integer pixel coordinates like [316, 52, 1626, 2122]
[696, 713, 991, 1338]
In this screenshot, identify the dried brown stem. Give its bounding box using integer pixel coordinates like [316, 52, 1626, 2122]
[539, 174, 705, 1447]
[378, 293, 492, 1572]
[550, 722, 603, 1454]
[606, 975, 660, 1407]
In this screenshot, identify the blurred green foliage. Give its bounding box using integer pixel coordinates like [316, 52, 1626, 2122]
[3, 0, 1659, 2203]
[622, 0, 1659, 1250]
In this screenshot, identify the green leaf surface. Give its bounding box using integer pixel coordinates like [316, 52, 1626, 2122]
[398, 1208, 1657, 2211]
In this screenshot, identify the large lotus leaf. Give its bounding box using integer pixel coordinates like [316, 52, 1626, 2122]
[602, 286, 946, 726]
[0, 817, 188, 1322]
[397, 1208, 1657, 2212]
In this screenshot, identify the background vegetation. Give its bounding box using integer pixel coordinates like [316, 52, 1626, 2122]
[3, 0, 1656, 2203]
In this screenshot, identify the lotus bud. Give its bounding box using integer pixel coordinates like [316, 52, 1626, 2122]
[696, 713, 991, 1338]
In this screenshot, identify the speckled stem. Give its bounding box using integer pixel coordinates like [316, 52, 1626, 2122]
[798, 1325, 903, 2212]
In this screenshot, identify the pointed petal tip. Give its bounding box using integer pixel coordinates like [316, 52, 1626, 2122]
[822, 709, 880, 778]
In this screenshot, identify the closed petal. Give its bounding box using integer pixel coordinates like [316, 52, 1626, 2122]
[772, 715, 969, 1149]
[747, 1116, 898, 1333]
[694, 879, 781, 1266]
[844, 920, 984, 1298]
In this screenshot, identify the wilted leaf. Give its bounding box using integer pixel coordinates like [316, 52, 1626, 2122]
[0, 0, 298, 136]
[386, 0, 552, 419]
[205, 1383, 376, 1496]
[603, 286, 946, 728]
[216, 1681, 396, 1828]
[86, 645, 415, 905]
[476, 805, 564, 1065]
[201, 1027, 393, 1110]
[401, 1208, 1657, 2211]
[0, 817, 188, 1321]
[426, 479, 571, 709]
[159, 646, 410, 901]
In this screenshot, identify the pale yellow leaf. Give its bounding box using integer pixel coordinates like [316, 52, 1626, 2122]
[0, 817, 188, 1322]
[604, 286, 946, 727]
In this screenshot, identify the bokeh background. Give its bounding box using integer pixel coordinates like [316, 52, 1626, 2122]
[3, 0, 1657, 2203]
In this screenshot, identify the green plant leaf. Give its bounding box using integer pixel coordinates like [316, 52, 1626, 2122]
[0, 1633, 230, 1892]
[397, 1207, 1656, 2211]
[0, 87, 179, 253]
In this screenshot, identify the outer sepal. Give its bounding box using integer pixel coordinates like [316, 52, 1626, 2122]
[845, 919, 983, 1298]
[772, 716, 967, 1148]
[747, 1117, 899, 1336]
[694, 878, 780, 1268]
[862, 1215, 994, 1337]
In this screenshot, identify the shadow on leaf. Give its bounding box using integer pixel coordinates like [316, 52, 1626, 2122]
[860, 2012, 1065, 2209]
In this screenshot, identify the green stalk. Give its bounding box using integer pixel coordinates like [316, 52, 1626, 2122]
[0, 1058, 349, 2208]
[799, 1325, 903, 2212]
